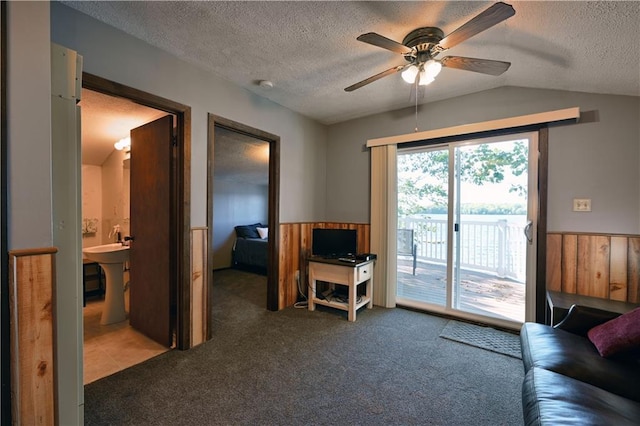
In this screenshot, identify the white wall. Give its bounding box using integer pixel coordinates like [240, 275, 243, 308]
[51, 3, 328, 225]
[81, 164, 102, 247]
[212, 180, 268, 269]
[326, 87, 640, 234]
[81, 151, 129, 248]
[101, 149, 128, 242]
[7, 1, 52, 249]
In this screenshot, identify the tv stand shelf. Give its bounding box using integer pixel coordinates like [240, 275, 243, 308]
[312, 294, 371, 312]
[308, 257, 374, 322]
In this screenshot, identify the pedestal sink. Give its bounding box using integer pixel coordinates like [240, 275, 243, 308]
[83, 243, 130, 325]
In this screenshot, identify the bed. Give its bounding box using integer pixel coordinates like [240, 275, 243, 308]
[232, 223, 268, 273]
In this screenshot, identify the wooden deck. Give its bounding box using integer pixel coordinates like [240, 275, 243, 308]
[397, 258, 525, 323]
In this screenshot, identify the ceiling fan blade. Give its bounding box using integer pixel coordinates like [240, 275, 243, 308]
[357, 32, 413, 55]
[438, 2, 515, 51]
[344, 65, 406, 92]
[441, 56, 511, 76]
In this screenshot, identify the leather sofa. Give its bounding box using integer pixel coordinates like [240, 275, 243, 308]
[520, 305, 640, 425]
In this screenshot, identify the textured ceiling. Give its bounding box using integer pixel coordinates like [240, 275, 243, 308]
[81, 89, 268, 183]
[80, 89, 167, 165]
[63, 1, 639, 125]
[213, 127, 269, 185]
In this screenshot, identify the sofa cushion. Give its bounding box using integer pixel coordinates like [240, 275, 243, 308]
[588, 307, 640, 357]
[522, 367, 640, 426]
[521, 322, 640, 402]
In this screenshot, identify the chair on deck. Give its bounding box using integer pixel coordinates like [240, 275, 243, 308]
[397, 229, 417, 275]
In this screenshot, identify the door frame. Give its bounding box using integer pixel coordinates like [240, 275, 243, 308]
[82, 73, 193, 349]
[0, 2, 8, 423]
[207, 114, 280, 316]
[395, 127, 548, 327]
[447, 133, 538, 324]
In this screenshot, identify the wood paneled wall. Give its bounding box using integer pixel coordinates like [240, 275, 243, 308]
[190, 228, 208, 346]
[9, 248, 57, 425]
[279, 222, 370, 308]
[547, 232, 640, 303]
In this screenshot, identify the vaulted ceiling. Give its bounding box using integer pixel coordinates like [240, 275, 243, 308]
[64, 1, 639, 126]
[72, 1, 639, 170]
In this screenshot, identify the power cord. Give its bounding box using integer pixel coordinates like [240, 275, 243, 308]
[293, 271, 308, 309]
[294, 270, 361, 308]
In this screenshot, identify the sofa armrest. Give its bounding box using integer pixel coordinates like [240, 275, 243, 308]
[554, 304, 620, 336]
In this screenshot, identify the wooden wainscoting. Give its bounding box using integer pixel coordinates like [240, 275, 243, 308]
[547, 232, 640, 303]
[279, 222, 370, 308]
[190, 228, 208, 346]
[8, 247, 58, 425]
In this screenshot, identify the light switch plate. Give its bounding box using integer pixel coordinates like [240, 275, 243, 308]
[573, 198, 591, 212]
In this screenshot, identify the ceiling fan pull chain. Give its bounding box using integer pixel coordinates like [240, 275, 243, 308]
[414, 80, 419, 132]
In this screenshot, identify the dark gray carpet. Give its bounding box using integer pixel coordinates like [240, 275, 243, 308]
[84, 269, 524, 425]
[439, 320, 522, 359]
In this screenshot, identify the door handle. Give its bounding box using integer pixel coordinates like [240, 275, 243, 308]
[524, 221, 533, 243]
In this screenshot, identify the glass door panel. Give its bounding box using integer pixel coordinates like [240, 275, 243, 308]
[397, 135, 533, 325]
[396, 147, 448, 307]
[453, 140, 528, 322]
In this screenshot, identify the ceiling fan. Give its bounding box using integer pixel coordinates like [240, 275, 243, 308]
[345, 2, 515, 92]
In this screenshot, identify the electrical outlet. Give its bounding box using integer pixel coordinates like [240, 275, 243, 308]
[294, 270, 300, 280]
[573, 198, 591, 212]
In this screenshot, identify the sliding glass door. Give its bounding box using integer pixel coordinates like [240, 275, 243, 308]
[397, 147, 449, 306]
[396, 133, 537, 327]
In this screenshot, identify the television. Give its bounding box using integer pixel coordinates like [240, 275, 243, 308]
[312, 228, 357, 258]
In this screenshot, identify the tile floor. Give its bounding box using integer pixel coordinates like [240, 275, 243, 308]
[83, 288, 170, 385]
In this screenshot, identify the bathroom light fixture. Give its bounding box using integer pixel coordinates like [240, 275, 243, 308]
[114, 136, 131, 151]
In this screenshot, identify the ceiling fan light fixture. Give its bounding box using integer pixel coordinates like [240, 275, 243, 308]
[423, 60, 442, 79]
[401, 65, 419, 83]
[418, 72, 435, 86]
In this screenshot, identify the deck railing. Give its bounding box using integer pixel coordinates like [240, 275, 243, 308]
[398, 217, 527, 281]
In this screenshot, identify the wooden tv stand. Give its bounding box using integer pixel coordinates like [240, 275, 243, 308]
[307, 257, 374, 322]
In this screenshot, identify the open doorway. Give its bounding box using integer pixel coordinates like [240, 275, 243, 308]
[79, 88, 173, 383]
[212, 127, 269, 274]
[207, 115, 280, 318]
[80, 73, 193, 384]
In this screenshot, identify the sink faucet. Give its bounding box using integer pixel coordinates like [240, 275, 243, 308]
[109, 224, 122, 244]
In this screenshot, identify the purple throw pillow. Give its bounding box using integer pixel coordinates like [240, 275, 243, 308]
[587, 307, 640, 357]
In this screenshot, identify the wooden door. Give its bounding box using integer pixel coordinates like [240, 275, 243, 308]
[129, 115, 174, 346]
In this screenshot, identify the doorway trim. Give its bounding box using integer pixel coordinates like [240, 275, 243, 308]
[207, 114, 280, 317]
[369, 108, 579, 322]
[82, 73, 193, 349]
[396, 131, 538, 328]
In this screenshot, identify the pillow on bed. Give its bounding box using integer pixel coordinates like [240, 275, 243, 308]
[235, 223, 261, 239]
[257, 227, 268, 239]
